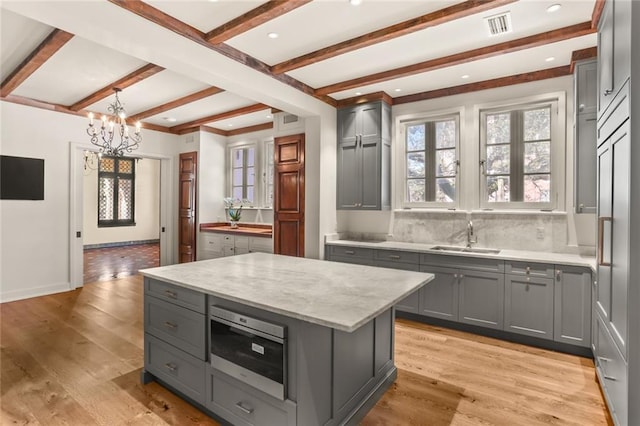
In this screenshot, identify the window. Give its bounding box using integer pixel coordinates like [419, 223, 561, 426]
[98, 156, 135, 226]
[264, 141, 274, 207]
[481, 100, 557, 209]
[230, 145, 256, 204]
[403, 115, 459, 206]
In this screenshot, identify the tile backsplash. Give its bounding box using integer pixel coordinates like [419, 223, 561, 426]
[341, 210, 595, 256]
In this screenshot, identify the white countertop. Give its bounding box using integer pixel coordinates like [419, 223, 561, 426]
[326, 239, 597, 273]
[140, 252, 433, 332]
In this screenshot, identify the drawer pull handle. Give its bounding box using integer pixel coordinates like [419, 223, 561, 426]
[344, 250, 355, 255]
[389, 255, 401, 260]
[164, 321, 177, 329]
[603, 374, 617, 381]
[598, 356, 612, 363]
[604, 89, 613, 96]
[164, 290, 178, 299]
[164, 363, 177, 372]
[235, 402, 254, 415]
[526, 266, 531, 274]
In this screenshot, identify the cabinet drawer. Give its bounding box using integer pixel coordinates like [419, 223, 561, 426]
[329, 256, 373, 266]
[207, 371, 295, 426]
[421, 254, 503, 273]
[235, 236, 249, 249]
[145, 278, 206, 313]
[202, 233, 225, 250]
[595, 314, 628, 425]
[374, 249, 419, 265]
[145, 334, 206, 404]
[505, 261, 554, 278]
[328, 245, 374, 259]
[145, 296, 206, 359]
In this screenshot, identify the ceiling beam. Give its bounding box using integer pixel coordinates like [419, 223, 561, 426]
[592, 0, 606, 28]
[205, 0, 312, 44]
[69, 63, 165, 111]
[108, 0, 336, 107]
[315, 21, 595, 96]
[170, 103, 269, 133]
[0, 93, 172, 133]
[272, 0, 516, 75]
[0, 29, 74, 97]
[226, 122, 273, 137]
[569, 46, 597, 73]
[393, 65, 572, 105]
[129, 86, 225, 122]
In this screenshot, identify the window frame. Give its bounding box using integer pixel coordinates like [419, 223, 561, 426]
[263, 139, 274, 208]
[479, 94, 564, 211]
[399, 112, 461, 209]
[97, 155, 136, 227]
[228, 143, 257, 206]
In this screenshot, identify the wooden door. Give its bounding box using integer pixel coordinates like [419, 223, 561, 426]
[274, 134, 304, 257]
[178, 152, 197, 263]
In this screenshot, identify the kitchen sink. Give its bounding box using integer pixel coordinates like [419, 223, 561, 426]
[431, 245, 501, 254]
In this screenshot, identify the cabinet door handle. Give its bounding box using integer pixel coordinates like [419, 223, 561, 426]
[598, 216, 612, 266]
[164, 290, 177, 299]
[344, 250, 355, 255]
[604, 89, 613, 96]
[164, 363, 177, 372]
[164, 321, 177, 329]
[389, 255, 401, 260]
[459, 274, 464, 279]
[235, 402, 254, 415]
[453, 274, 458, 278]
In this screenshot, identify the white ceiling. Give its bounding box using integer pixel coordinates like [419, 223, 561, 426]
[0, 0, 597, 135]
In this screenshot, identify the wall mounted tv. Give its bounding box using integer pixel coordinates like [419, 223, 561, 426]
[1, 155, 45, 200]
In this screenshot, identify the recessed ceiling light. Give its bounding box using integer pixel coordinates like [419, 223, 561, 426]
[349, 0, 362, 5]
[163, 117, 177, 122]
[461, 74, 470, 79]
[228, 124, 233, 127]
[268, 32, 279, 39]
[545, 56, 555, 62]
[547, 4, 561, 12]
[394, 88, 402, 92]
[355, 91, 362, 95]
[266, 115, 272, 119]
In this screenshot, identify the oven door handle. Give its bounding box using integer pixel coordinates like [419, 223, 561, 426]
[229, 326, 255, 339]
[211, 316, 284, 344]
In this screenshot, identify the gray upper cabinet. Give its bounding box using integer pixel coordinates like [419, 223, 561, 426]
[554, 266, 592, 348]
[337, 101, 391, 210]
[574, 59, 597, 214]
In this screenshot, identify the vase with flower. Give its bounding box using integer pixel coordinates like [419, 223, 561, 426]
[224, 197, 243, 228]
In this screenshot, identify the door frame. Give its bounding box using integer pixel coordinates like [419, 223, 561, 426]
[69, 142, 174, 289]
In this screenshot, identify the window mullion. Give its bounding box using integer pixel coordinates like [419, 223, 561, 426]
[426, 122, 436, 202]
[511, 111, 523, 202]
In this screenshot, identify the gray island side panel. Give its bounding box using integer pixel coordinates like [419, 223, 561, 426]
[140, 252, 433, 332]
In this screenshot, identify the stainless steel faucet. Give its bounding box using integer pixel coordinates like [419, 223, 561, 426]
[467, 220, 477, 248]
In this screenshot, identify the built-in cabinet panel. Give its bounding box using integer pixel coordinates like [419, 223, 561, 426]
[418, 265, 458, 321]
[597, 0, 614, 116]
[554, 266, 592, 347]
[458, 270, 504, 330]
[336, 101, 391, 210]
[574, 58, 597, 214]
[505, 275, 554, 340]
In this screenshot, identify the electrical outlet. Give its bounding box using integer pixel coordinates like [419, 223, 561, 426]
[536, 227, 545, 240]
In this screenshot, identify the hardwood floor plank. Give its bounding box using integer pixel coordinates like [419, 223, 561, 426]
[1, 276, 609, 425]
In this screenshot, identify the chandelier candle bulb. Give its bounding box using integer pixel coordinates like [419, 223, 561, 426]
[88, 112, 94, 125]
[135, 122, 141, 134]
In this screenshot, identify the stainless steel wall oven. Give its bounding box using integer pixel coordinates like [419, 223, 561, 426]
[209, 306, 287, 400]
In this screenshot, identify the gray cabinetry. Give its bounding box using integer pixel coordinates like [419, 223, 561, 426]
[418, 265, 458, 321]
[554, 266, 592, 348]
[143, 278, 207, 404]
[574, 59, 597, 214]
[458, 270, 504, 330]
[337, 101, 391, 210]
[374, 250, 420, 314]
[504, 273, 554, 340]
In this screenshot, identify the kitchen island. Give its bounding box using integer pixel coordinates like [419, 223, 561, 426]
[140, 253, 433, 426]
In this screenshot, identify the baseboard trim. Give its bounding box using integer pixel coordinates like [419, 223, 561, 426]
[84, 239, 160, 250]
[0, 282, 72, 303]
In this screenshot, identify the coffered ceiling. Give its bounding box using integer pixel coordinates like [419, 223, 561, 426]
[0, 0, 600, 138]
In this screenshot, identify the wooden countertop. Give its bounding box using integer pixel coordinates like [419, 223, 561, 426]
[200, 222, 272, 238]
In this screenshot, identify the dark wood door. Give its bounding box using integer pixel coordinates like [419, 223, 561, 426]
[274, 134, 304, 257]
[178, 152, 197, 263]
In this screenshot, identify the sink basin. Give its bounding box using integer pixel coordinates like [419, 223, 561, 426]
[431, 245, 501, 254]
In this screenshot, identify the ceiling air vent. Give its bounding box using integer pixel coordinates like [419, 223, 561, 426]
[283, 114, 299, 124]
[484, 12, 512, 36]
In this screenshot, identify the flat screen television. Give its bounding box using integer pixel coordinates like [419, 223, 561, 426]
[1, 155, 45, 200]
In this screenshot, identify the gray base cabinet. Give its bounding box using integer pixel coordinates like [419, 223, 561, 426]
[326, 244, 592, 353]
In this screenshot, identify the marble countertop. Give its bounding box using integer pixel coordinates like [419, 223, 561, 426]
[140, 253, 433, 332]
[326, 239, 597, 273]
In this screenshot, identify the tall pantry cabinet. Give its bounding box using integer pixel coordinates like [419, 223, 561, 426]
[594, 1, 638, 425]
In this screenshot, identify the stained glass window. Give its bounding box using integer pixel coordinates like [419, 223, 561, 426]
[98, 156, 135, 226]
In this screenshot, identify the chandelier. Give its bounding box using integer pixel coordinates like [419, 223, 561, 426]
[86, 88, 141, 157]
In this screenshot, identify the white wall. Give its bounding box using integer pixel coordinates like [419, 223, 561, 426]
[337, 76, 596, 254]
[82, 156, 160, 245]
[0, 101, 181, 302]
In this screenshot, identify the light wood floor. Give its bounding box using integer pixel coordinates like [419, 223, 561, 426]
[1, 276, 611, 425]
